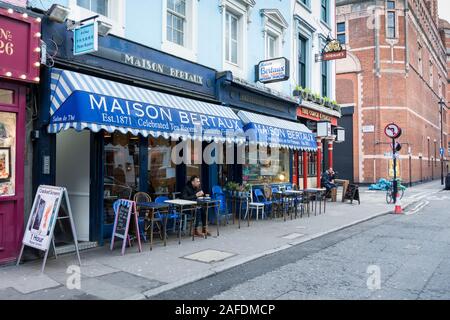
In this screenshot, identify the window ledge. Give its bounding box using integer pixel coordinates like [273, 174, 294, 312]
[297, 1, 312, 14]
[161, 41, 197, 62]
[320, 20, 332, 31]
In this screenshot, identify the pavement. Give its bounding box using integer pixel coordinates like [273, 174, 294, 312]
[0, 181, 444, 300]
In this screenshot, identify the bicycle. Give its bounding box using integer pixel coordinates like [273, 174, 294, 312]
[385, 180, 406, 204]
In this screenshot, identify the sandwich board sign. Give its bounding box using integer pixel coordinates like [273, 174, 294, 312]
[17, 185, 81, 273]
[110, 199, 142, 256]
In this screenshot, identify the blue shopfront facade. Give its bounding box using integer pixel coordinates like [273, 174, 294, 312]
[34, 18, 244, 245]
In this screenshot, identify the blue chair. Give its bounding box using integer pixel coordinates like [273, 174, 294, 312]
[253, 189, 272, 218]
[155, 196, 181, 232]
[212, 186, 230, 225]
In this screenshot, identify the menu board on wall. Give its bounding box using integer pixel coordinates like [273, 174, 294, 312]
[0, 112, 15, 197]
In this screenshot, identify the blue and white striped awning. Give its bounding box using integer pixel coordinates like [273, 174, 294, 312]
[48, 69, 245, 144]
[238, 110, 317, 151]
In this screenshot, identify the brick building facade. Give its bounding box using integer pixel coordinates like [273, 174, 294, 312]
[335, 0, 449, 185]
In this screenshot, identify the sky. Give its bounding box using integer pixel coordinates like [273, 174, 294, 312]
[439, 0, 450, 22]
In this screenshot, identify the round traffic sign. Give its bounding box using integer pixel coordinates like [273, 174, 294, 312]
[384, 123, 402, 139]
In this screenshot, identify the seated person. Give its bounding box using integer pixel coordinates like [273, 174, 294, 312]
[181, 176, 210, 237]
[321, 167, 337, 196]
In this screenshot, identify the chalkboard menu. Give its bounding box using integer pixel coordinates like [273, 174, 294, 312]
[110, 199, 142, 255]
[344, 184, 360, 204]
[115, 201, 132, 239]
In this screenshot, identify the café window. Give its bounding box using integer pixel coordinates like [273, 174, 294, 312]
[148, 136, 177, 199]
[77, 0, 109, 17]
[0, 112, 16, 197]
[308, 152, 317, 177]
[243, 146, 290, 185]
[103, 132, 140, 225]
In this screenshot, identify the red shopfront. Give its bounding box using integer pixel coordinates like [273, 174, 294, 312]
[0, 6, 40, 264]
[293, 106, 339, 189]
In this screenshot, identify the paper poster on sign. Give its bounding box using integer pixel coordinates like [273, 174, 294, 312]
[22, 186, 64, 251]
[388, 159, 401, 178]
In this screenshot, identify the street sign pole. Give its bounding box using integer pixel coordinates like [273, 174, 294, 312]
[392, 138, 398, 204]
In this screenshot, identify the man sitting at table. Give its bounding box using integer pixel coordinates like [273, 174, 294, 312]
[181, 176, 210, 237]
[321, 167, 337, 197]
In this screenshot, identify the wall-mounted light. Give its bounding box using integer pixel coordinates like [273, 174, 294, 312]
[335, 126, 345, 143]
[47, 4, 71, 23]
[97, 20, 113, 36]
[317, 120, 332, 138]
[5, 72, 12, 77]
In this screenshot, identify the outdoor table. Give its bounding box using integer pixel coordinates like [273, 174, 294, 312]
[284, 190, 304, 219]
[164, 199, 198, 244]
[227, 194, 250, 229]
[304, 188, 327, 215]
[197, 198, 221, 238]
[137, 202, 170, 250]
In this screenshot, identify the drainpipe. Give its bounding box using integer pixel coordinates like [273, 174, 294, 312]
[405, 0, 409, 74]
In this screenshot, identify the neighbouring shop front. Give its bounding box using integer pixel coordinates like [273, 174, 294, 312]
[0, 5, 41, 264]
[216, 73, 318, 188]
[34, 18, 244, 246]
[296, 101, 341, 188]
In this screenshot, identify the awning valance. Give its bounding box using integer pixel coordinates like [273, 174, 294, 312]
[237, 110, 317, 151]
[48, 69, 245, 144]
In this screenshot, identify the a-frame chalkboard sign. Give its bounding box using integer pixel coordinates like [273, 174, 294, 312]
[110, 199, 142, 255]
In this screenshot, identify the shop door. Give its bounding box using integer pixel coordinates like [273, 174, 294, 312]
[0, 84, 25, 264]
[56, 130, 91, 242]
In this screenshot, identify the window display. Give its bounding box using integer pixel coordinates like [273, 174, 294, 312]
[103, 132, 140, 225]
[148, 136, 177, 198]
[243, 146, 290, 185]
[0, 112, 16, 197]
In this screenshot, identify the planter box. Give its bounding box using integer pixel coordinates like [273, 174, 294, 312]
[293, 89, 302, 96]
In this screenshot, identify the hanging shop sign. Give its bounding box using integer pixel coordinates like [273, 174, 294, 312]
[298, 107, 338, 126]
[255, 57, 290, 84]
[73, 21, 98, 56]
[322, 39, 347, 61]
[0, 7, 41, 83]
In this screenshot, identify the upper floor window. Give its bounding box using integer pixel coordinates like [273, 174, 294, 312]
[337, 22, 346, 44]
[386, 1, 396, 38]
[298, 34, 308, 88]
[321, 0, 329, 24]
[266, 34, 277, 59]
[322, 60, 328, 97]
[166, 0, 186, 46]
[77, 0, 108, 17]
[225, 11, 239, 65]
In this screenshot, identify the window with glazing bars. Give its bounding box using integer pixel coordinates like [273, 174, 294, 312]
[167, 0, 186, 46]
[77, 0, 108, 16]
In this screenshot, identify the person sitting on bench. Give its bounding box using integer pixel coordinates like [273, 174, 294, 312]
[321, 168, 337, 197]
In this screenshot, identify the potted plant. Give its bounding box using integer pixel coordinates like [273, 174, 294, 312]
[303, 88, 313, 101]
[293, 85, 303, 97]
[243, 183, 252, 197]
[332, 101, 341, 113]
[323, 97, 332, 108]
[313, 93, 323, 105]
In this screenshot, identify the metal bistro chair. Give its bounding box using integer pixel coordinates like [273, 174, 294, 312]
[212, 186, 231, 226]
[131, 192, 150, 242]
[246, 188, 266, 221]
[253, 188, 272, 219]
[271, 186, 282, 219]
[155, 196, 181, 233]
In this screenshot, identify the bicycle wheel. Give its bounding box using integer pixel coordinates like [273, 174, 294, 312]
[386, 190, 393, 204]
